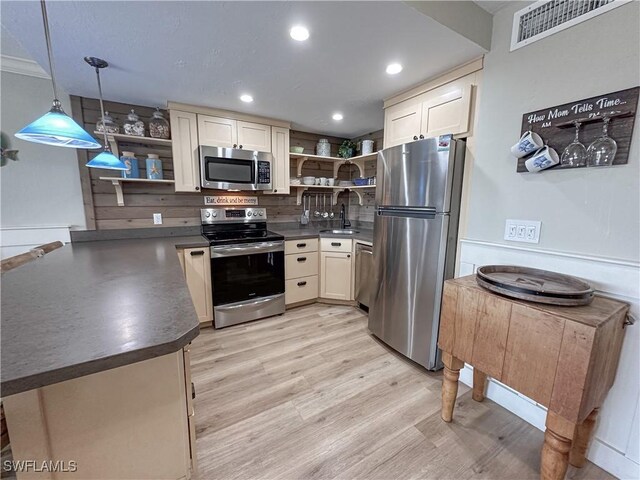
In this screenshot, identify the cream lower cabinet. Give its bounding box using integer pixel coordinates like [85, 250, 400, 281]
[2, 350, 196, 479]
[170, 110, 201, 192]
[319, 238, 353, 301]
[181, 247, 213, 325]
[284, 239, 318, 305]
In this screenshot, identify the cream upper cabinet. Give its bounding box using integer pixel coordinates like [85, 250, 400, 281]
[198, 115, 237, 148]
[237, 121, 271, 152]
[420, 81, 472, 139]
[182, 247, 213, 325]
[266, 126, 290, 195]
[320, 251, 353, 301]
[383, 65, 479, 148]
[170, 110, 201, 192]
[384, 102, 422, 148]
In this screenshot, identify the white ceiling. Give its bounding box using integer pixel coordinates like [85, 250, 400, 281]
[1, 1, 486, 137]
[474, 1, 514, 14]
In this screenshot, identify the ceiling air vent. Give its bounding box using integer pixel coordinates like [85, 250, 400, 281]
[511, 0, 630, 51]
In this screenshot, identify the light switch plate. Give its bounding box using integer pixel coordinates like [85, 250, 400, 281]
[153, 213, 163, 225]
[504, 219, 541, 243]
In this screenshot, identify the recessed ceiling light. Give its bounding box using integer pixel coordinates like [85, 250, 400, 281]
[240, 94, 253, 103]
[386, 63, 403, 75]
[332, 113, 343, 121]
[290, 25, 310, 41]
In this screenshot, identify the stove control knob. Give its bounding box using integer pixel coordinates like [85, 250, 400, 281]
[205, 212, 211, 218]
[259, 211, 264, 216]
[248, 212, 254, 217]
[212, 212, 218, 218]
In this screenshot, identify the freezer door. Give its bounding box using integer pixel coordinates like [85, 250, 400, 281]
[368, 212, 449, 370]
[376, 137, 457, 213]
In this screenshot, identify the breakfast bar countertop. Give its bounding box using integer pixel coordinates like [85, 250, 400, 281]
[0, 235, 206, 397]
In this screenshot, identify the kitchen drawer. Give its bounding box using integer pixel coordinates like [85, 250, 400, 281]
[285, 238, 318, 255]
[320, 238, 352, 253]
[285, 252, 318, 279]
[285, 275, 318, 305]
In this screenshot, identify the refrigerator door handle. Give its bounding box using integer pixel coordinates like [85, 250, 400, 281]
[377, 206, 438, 219]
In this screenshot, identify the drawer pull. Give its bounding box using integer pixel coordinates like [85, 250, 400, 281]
[297, 281, 307, 287]
[331, 242, 341, 247]
[297, 242, 307, 248]
[297, 257, 307, 262]
[190, 250, 205, 256]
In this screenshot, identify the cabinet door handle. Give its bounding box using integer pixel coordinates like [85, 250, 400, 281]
[297, 281, 307, 287]
[239, 145, 243, 149]
[191, 382, 196, 399]
[413, 136, 418, 140]
[195, 186, 200, 191]
[331, 242, 341, 247]
[297, 243, 307, 248]
[419, 134, 424, 139]
[297, 257, 307, 262]
[274, 189, 278, 192]
[347, 254, 351, 258]
[233, 144, 237, 148]
[190, 250, 205, 256]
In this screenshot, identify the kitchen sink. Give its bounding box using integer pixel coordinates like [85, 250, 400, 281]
[319, 229, 360, 235]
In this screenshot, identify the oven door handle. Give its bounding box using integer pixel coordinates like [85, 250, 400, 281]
[210, 241, 284, 258]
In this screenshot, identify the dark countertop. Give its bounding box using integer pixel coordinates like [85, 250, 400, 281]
[1, 235, 206, 397]
[270, 226, 374, 244]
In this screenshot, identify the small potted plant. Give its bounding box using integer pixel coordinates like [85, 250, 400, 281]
[338, 140, 357, 159]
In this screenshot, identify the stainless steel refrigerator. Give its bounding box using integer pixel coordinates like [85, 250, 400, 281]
[368, 136, 465, 370]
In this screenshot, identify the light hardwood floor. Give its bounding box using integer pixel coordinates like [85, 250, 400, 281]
[191, 304, 613, 480]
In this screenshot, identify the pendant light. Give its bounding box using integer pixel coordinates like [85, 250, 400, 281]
[84, 57, 127, 170]
[14, 0, 100, 149]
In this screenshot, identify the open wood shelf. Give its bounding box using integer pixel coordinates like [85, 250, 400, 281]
[94, 132, 172, 157]
[291, 184, 376, 206]
[99, 177, 175, 207]
[290, 151, 378, 178]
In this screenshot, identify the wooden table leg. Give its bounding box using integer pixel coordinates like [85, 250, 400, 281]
[569, 408, 599, 468]
[441, 351, 464, 423]
[541, 412, 576, 480]
[472, 368, 487, 402]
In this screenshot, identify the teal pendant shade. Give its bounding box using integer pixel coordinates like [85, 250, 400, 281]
[15, 101, 101, 149]
[86, 150, 127, 170]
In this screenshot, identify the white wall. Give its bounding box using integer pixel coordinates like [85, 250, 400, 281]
[460, 2, 640, 478]
[466, 1, 640, 261]
[1, 69, 86, 257]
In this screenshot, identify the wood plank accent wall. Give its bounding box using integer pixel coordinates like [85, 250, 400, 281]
[71, 96, 382, 230]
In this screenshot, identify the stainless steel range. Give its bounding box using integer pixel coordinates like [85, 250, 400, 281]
[201, 207, 285, 328]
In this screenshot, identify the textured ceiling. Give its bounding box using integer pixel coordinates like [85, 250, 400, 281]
[474, 1, 515, 14]
[1, 1, 486, 137]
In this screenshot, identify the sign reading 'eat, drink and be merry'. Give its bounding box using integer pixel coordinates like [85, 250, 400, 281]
[204, 196, 259, 206]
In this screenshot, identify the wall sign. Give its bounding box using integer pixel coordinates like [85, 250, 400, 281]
[204, 196, 258, 206]
[517, 86, 639, 172]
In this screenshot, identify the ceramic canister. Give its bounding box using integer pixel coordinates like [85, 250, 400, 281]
[146, 154, 163, 179]
[361, 140, 374, 155]
[120, 151, 139, 179]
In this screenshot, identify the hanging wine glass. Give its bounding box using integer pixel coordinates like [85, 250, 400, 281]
[587, 116, 617, 167]
[561, 121, 587, 167]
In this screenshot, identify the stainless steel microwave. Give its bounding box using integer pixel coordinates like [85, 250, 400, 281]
[200, 146, 272, 191]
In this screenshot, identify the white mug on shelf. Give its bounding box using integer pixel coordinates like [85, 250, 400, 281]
[326, 178, 335, 186]
[319, 177, 327, 186]
[511, 131, 544, 158]
[524, 145, 559, 172]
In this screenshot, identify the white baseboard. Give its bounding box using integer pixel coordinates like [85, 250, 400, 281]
[457, 238, 640, 479]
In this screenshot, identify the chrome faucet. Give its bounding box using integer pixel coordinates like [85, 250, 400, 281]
[340, 203, 351, 229]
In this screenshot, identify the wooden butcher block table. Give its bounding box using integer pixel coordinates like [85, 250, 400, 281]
[438, 275, 630, 480]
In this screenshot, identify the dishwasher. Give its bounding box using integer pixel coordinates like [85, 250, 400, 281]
[355, 243, 373, 310]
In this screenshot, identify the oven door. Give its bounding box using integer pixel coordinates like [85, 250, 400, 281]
[210, 241, 285, 306]
[200, 146, 272, 191]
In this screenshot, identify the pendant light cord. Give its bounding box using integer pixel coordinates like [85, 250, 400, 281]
[94, 66, 111, 151]
[40, 0, 59, 102]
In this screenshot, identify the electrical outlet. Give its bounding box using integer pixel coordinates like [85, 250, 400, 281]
[153, 213, 162, 225]
[504, 219, 541, 243]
